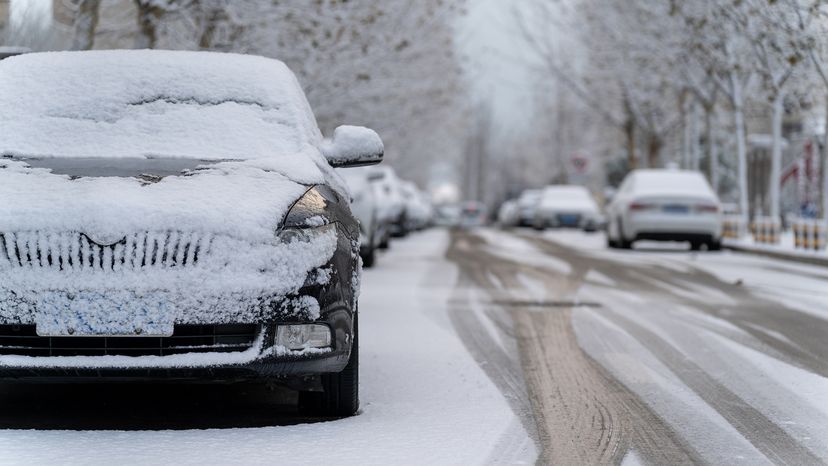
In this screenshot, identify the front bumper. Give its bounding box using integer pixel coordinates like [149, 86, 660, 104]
[0, 311, 355, 381]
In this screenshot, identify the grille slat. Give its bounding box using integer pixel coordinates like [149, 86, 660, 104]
[0, 325, 257, 357]
[0, 231, 206, 271]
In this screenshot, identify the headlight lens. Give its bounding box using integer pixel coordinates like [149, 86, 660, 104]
[275, 324, 331, 350]
[276, 223, 337, 244]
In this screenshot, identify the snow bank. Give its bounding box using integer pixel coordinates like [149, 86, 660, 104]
[0, 50, 323, 160]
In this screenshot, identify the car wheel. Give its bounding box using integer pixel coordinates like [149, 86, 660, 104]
[690, 241, 702, 251]
[617, 220, 632, 249]
[708, 240, 722, 251]
[361, 247, 376, 268]
[378, 233, 389, 250]
[300, 312, 359, 417]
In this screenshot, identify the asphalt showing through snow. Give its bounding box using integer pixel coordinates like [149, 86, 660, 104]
[445, 227, 828, 465]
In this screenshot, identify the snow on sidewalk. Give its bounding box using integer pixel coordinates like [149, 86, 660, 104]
[0, 229, 535, 465]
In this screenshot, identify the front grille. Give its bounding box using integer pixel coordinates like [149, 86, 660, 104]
[0, 324, 258, 357]
[0, 231, 211, 271]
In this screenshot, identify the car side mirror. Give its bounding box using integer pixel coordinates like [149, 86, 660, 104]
[322, 125, 384, 168]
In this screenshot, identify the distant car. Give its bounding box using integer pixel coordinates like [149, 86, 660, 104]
[0, 50, 384, 417]
[533, 185, 603, 231]
[459, 201, 488, 227]
[434, 204, 461, 227]
[605, 169, 722, 250]
[516, 189, 542, 227]
[0, 46, 30, 60]
[339, 168, 383, 267]
[400, 181, 433, 231]
[497, 200, 520, 227]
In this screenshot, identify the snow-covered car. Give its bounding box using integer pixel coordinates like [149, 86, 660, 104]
[0, 46, 30, 60]
[0, 50, 384, 417]
[433, 204, 461, 227]
[368, 166, 407, 239]
[606, 169, 722, 250]
[400, 181, 433, 231]
[339, 168, 383, 267]
[497, 200, 520, 227]
[533, 185, 603, 231]
[459, 201, 488, 227]
[516, 189, 542, 227]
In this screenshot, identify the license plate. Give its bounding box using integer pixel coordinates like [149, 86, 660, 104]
[34, 292, 174, 337]
[662, 205, 689, 214]
[558, 214, 581, 225]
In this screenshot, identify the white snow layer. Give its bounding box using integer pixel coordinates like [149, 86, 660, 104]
[0, 50, 323, 160]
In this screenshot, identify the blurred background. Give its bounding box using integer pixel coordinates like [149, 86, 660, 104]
[3, 0, 828, 235]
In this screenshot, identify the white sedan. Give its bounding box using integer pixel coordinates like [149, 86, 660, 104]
[533, 185, 603, 231]
[606, 169, 722, 250]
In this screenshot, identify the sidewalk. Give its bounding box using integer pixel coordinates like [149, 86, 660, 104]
[723, 231, 828, 267]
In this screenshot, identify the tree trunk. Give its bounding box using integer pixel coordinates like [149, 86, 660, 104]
[681, 92, 691, 169]
[624, 99, 637, 169]
[769, 92, 784, 220]
[733, 76, 749, 229]
[705, 104, 718, 193]
[134, 1, 164, 49]
[647, 135, 662, 168]
[691, 103, 701, 170]
[71, 0, 101, 50]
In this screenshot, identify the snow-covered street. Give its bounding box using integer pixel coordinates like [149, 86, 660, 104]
[0, 229, 537, 465]
[3, 226, 828, 464]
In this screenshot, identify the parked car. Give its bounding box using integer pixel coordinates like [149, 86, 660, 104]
[434, 204, 461, 227]
[533, 185, 603, 231]
[0, 50, 383, 417]
[497, 200, 520, 227]
[0, 46, 30, 60]
[516, 189, 542, 227]
[339, 168, 384, 267]
[459, 201, 488, 227]
[400, 181, 433, 231]
[605, 169, 722, 250]
[368, 166, 408, 239]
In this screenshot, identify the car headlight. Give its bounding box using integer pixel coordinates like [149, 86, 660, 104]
[277, 223, 338, 244]
[277, 187, 339, 243]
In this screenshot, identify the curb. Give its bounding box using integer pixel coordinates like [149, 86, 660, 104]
[723, 242, 828, 267]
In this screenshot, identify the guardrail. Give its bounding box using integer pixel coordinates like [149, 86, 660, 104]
[791, 218, 827, 251]
[751, 216, 781, 244]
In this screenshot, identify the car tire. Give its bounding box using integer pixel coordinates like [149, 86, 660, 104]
[299, 312, 359, 417]
[361, 247, 376, 268]
[707, 240, 722, 251]
[378, 233, 389, 250]
[690, 241, 702, 251]
[616, 220, 632, 249]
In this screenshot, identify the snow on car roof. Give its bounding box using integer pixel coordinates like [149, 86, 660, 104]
[539, 185, 599, 211]
[631, 169, 717, 199]
[0, 50, 322, 160]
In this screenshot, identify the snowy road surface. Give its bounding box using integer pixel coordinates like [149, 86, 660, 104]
[448, 227, 828, 465]
[3, 227, 828, 465]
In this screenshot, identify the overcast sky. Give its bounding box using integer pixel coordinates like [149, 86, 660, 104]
[457, 0, 541, 137]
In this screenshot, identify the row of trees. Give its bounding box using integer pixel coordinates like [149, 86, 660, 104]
[520, 0, 828, 224]
[3, 0, 468, 188]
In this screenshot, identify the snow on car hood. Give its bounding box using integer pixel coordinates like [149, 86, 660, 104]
[0, 149, 328, 242]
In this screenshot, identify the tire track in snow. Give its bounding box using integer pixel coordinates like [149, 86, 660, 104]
[448, 229, 699, 465]
[521, 231, 828, 464]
